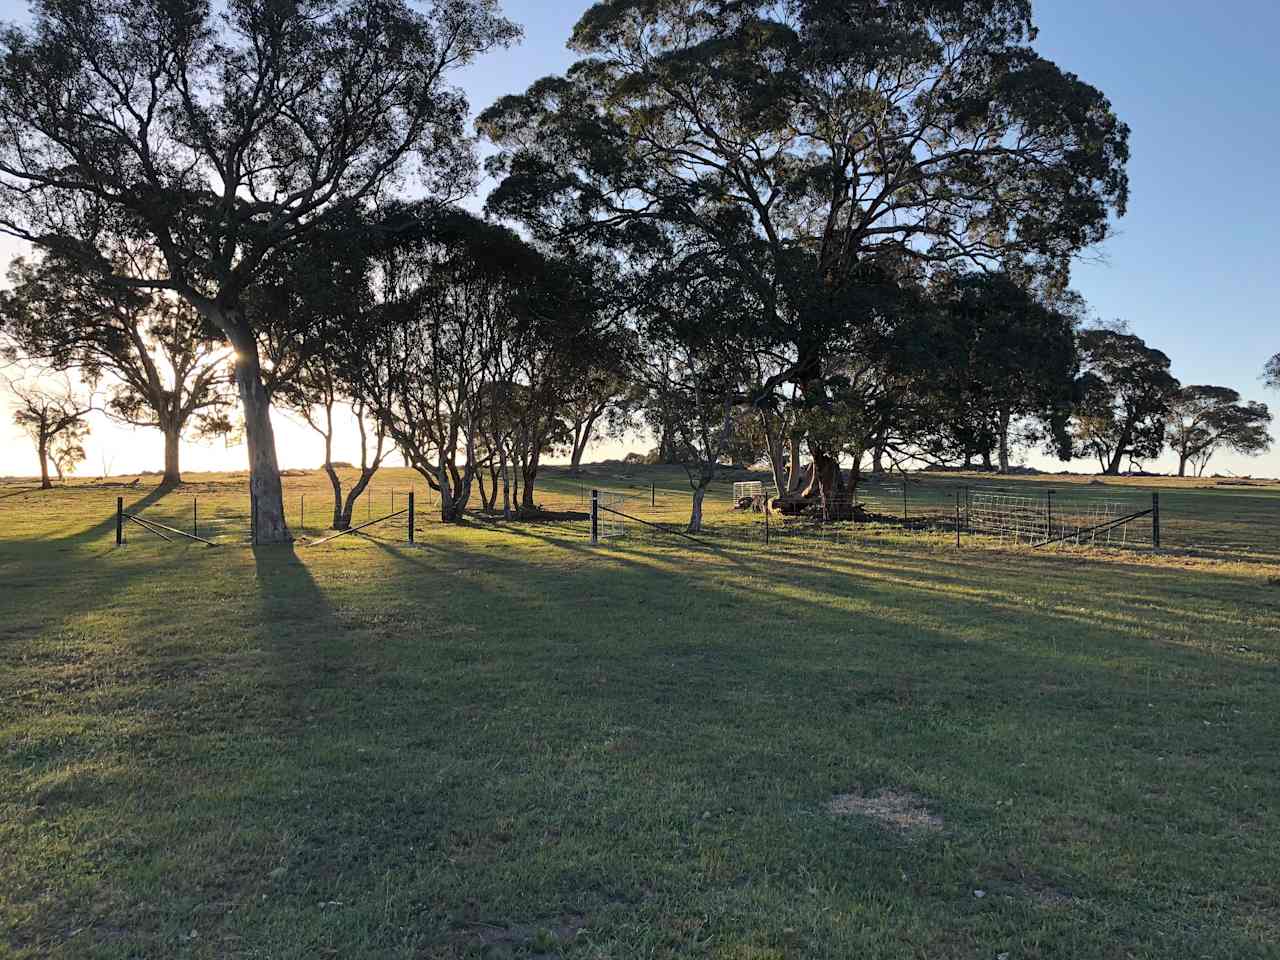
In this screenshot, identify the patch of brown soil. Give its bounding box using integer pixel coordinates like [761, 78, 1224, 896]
[827, 789, 942, 832]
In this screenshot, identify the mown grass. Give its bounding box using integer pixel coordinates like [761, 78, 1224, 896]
[1, 466, 1278, 958]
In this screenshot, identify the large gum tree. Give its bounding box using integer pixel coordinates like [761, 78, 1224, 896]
[481, 0, 1129, 515]
[0, 0, 517, 541]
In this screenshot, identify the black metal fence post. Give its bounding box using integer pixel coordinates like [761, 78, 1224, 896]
[1047, 489, 1054, 543]
[116, 496, 124, 546]
[590, 489, 599, 544]
[902, 481, 908, 522]
[651, 483, 655, 508]
[1152, 492, 1161, 548]
[955, 490, 961, 548]
[408, 492, 415, 544]
[193, 497, 198, 539]
[251, 493, 258, 546]
[764, 500, 770, 546]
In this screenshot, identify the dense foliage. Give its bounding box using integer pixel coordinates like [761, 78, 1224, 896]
[0, 0, 1271, 525]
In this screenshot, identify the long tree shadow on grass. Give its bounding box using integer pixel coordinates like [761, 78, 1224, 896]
[41, 481, 179, 546]
[234, 535, 1280, 955]
[3, 530, 1278, 958]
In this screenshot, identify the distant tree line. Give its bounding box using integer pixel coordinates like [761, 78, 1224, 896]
[0, 0, 1271, 530]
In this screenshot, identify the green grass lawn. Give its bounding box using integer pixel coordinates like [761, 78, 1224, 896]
[2, 466, 1278, 958]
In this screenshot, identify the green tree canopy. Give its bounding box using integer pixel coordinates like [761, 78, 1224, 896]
[480, 0, 1129, 508]
[1073, 328, 1180, 475]
[919, 273, 1080, 471]
[1168, 385, 1271, 477]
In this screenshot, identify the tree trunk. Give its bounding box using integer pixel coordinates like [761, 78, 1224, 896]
[872, 443, 885, 476]
[1103, 421, 1135, 476]
[688, 483, 707, 533]
[325, 463, 346, 529]
[437, 459, 457, 522]
[342, 469, 376, 527]
[997, 409, 1012, 475]
[1177, 453, 1188, 477]
[520, 449, 541, 511]
[225, 322, 289, 543]
[500, 449, 511, 519]
[570, 411, 602, 472]
[787, 433, 803, 492]
[759, 409, 788, 497]
[162, 425, 182, 485]
[38, 435, 51, 490]
[435, 455, 474, 523]
[799, 444, 844, 516]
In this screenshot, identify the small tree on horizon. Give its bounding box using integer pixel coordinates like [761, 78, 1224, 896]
[5, 372, 93, 488]
[1168, 385, 1271, 477]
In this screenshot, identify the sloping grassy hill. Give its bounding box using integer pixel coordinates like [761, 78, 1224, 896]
[1, 467, 1278, 958]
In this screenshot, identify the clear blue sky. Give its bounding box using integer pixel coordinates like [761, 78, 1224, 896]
[1, 0, 1277, 477]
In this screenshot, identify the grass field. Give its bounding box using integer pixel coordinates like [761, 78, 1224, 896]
[2, 465, 1278, 958]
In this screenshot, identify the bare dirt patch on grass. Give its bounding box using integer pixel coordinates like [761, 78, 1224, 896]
[827, 789, 943, 833]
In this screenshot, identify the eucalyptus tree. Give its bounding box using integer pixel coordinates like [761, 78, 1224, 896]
[0, 0, 518, 541]
[251, 208, 389, 530]
[481, 0, 1129, 514]
[1073, 329, 1180, 475]
[278, 354, 389, 530]
[501, 255, 607, 511]
[1168, 386, 1271, 477]
[5, 372, 93, 488]
[918, 274, 1079, 472]
[564, 365, 639, 474]
[631, 242, 752, 533]
[335, 209, 553, 522]
[0, 253, 232, 484]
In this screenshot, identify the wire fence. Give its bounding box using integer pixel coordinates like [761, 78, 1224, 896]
[576, 476, 1162, 554]
[105, 471, 1165, 556]
[112, 483, 426, 547]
